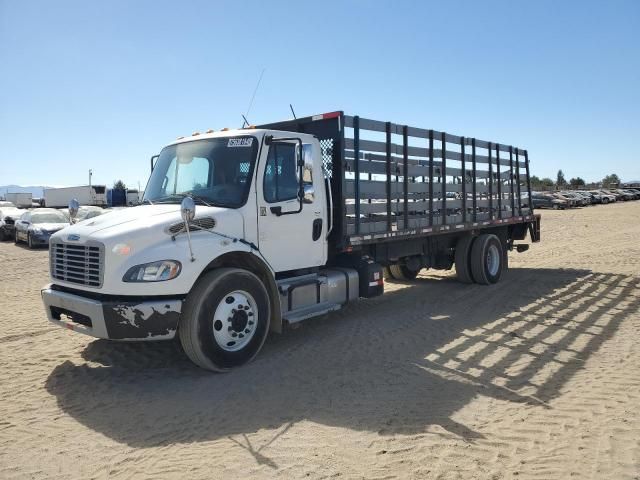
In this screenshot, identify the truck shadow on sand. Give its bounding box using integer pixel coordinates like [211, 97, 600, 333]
[45, 267, 639, 450]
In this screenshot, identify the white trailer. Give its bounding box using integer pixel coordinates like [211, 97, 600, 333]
[5, 192, 32, 208]
[126, 190, 140, 205]
[44, 185, 107, 207]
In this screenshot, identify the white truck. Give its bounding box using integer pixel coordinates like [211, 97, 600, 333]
[5, 192, 32, 208]
[41, 111, 541, 372]
[44, 185, 107, 208]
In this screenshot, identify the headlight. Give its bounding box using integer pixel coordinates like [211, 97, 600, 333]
[123, 260, 182, 282]
[32, 227, 43, 234]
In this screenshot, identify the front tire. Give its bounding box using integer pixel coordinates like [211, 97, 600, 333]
[27, 233, 34, 249]
[14, 230, 19, 244]
[179, 268, 271, 372]
[469, 234, 503, 285]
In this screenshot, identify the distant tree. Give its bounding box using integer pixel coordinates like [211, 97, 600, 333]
[530, 175, 541, 185]
[556, 170, 567, 186]
[601, 173, 620, 187]
[113, 179, 127, 190]
[540, 177, 555, 187]
[569, 177, 585, 186]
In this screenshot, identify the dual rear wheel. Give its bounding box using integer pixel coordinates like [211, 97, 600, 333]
[455, 234, 505, 285]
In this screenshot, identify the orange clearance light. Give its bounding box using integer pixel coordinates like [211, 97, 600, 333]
[177, 136, 184, 140]
[221, 127, 230, 131]
[192, 131, 200, 136]
[206, 129, 214, 133]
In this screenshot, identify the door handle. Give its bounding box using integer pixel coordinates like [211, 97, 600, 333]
[312, 219, 322, 241]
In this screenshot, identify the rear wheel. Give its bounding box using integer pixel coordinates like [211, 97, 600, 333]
[388, 264, 420, 281]
[469, 234, 503, 285]
[455, 235, 475, 284]
[179, 268, 271, 372]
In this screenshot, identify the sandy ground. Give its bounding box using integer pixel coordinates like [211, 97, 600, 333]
[0, 202, 639, 480]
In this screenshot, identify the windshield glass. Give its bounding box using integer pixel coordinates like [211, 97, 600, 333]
[31, 212, 67, 224]
[143, 136, 258, 208]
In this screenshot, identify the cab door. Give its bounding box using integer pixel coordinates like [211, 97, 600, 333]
[256, 138, 326, 272]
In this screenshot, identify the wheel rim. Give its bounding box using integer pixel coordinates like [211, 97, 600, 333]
[212, 290, 258, 352]
[486, 244, 500, 276]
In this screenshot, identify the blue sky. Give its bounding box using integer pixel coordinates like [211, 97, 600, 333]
[1, 0, 638, 188]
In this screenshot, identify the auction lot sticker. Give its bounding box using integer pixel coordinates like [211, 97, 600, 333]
[228, 138, 254, 148]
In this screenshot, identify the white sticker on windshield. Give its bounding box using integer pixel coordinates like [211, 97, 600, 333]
[227, 138, 254, 148]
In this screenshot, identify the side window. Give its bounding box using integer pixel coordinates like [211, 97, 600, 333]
[264, 143, 298, 203]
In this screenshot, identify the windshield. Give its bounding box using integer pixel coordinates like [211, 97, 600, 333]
[31, 212, 67, 224]
[143, 136, 258, 208]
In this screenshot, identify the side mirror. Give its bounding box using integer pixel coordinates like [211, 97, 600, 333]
[150, 154, 159, 173]
[181, 197, 195, 223]
[68, 199, 80, 223]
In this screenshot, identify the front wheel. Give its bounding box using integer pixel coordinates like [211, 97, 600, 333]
[469, 234, 504, 285]
[27, 233, 34, 249]
[14, 230, 19, 244]
[179, 268, 270, 372]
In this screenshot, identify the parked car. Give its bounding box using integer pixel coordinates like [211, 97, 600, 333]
[0, 201, 16, 208]
[561, 192, 589, 206]
[620, 189, 640, 200]
[610, 189, 636, 201]
[0, 207, 23, 241]
[571, 191, 594, 205]
[14, 209, 70, 248]
[553, 193, 578, 207]
[600, 189, 625, 201]
[531, 192, 568, 209]
[590, 191, 615, 204]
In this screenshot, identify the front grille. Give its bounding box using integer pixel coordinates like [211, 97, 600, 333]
[4, 217, 15, 225]
[50, 241, 104, 288]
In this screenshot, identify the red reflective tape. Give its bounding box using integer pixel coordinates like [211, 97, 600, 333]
[322, 111, 341, 119]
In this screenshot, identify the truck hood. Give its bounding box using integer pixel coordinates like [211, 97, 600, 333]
[52, 204, 245, 244]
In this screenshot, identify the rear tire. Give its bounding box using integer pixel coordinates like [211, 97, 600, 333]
[179, 268, 271, 372]
[454, 235, 475, 284]
[388, 264, 420, 281]
[469, 234, 503, 285]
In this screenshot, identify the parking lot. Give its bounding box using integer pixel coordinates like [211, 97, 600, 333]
[1, 201, 639, 479]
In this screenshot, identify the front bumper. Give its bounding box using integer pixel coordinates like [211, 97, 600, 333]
[31, 232, 55, 245]
[41, 285, 182, 340]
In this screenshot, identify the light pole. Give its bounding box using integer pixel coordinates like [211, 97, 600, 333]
[89, 169, 93, 188]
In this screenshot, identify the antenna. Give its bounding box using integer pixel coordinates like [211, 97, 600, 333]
[289, 104, 297, 119]
[242, 68, 265, 127]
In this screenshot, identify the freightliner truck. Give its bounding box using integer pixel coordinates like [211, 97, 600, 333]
[41, 111, 541, 371]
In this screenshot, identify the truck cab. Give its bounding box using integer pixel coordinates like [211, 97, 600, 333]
[42, 127, 346, 371]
